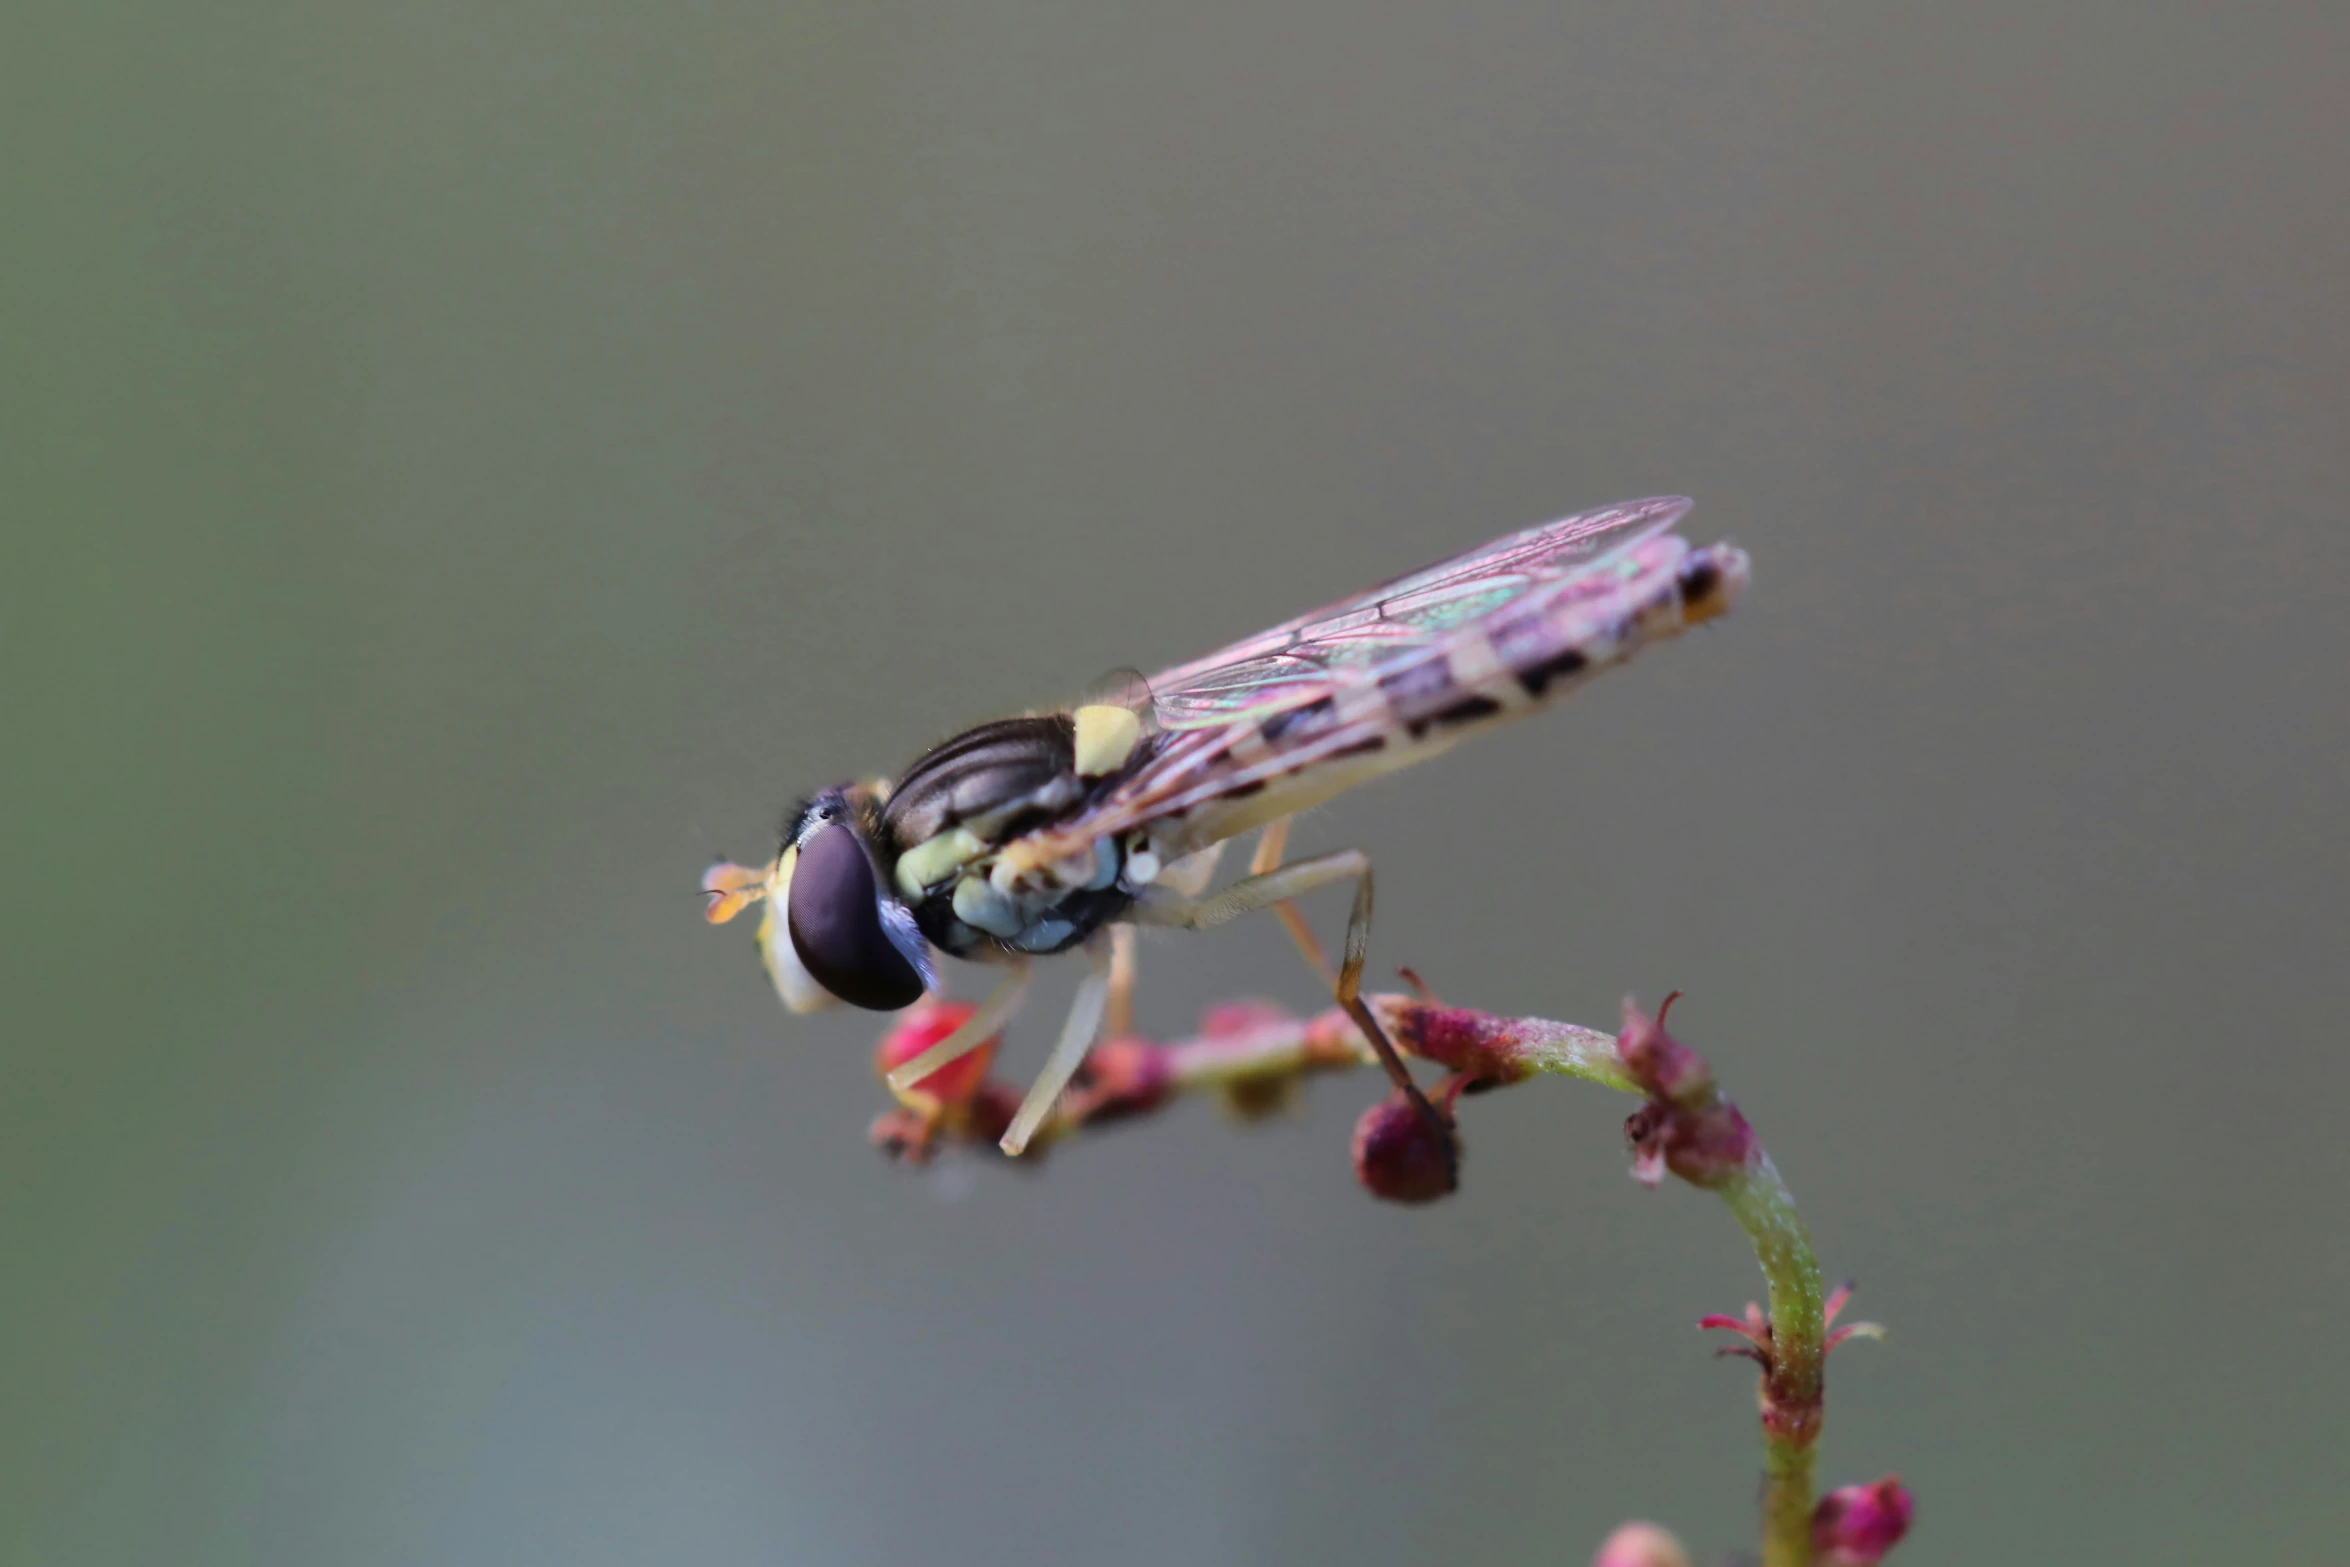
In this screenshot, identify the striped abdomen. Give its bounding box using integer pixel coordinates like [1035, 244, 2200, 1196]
[1165, 537, 1749, 847]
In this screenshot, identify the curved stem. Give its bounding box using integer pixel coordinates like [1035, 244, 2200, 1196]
[1718, 1156, 1827, 1567]
[876, 993, 1841, 1564]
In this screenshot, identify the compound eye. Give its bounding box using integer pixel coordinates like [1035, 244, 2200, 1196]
[786, 821, 926, 1010]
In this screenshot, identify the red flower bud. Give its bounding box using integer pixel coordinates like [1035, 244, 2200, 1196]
[1811, 1475, 1914, 1565]
[1351, 1088, 1461, 1204]
[874, 999, 999, 1112]
[1591, 1520, 1691, 1567]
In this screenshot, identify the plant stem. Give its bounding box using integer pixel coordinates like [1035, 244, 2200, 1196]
[1184, 1007, 1837, 1564]
[879, 994, 1841, 1563]
[1533, 1041, 1827, 1565]
[1717, 1155, 1827, 1567]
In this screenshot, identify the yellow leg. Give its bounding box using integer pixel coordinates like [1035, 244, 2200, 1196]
[1104, 924, 1138, 1040]
[1001, 939, 1115, 1156]
[1250, 817, 1336, 990]
[884, 959, 1034, 1092]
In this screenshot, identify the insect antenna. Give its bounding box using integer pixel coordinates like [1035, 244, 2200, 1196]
[701, 858, 773, 925]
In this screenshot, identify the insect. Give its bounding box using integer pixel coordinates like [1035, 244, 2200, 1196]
[703, 495, 1748, 1182]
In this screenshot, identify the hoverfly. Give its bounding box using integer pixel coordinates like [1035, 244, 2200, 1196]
[703, 496, 1747, 1182]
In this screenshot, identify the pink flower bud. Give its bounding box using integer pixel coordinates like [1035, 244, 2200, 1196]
[875, 1000, 998, 1111]
[1617, 995, 1756, 1189]
[1068, 1037, 1175, 1122]
[1351, 1090, 1460, 1204]
[1591, 1520, 1691, 1567]
[1811, 1475, 1914, 1565]
[1616, 992, 1712, 1105]
[1624, 1098, 1757, 1189]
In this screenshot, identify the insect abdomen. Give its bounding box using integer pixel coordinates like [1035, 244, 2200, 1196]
[1177, 539, 1748, 845]
[1291, 540, 1747, 752]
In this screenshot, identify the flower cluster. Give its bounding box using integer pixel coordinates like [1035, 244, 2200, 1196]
[855, 985, 1907, 1565]
[1703, 1283, 1887, 1371]
[1701, 1280, 1886, 1449]
[864, 995, 1366, 1164]
[1616, 992, 1759, 1189]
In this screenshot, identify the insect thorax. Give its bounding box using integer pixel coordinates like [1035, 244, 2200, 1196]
[878, 715, 1139, 959]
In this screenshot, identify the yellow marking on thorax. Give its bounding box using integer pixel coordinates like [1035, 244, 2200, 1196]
[1072, 704, 1142, 777]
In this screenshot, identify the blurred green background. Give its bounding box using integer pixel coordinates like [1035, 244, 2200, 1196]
[8, 4, 2346, 1563]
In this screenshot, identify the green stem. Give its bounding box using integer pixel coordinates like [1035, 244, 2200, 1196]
[1489, 1016, 1638, 1092]
[1718, 1155, 1827, 1567]
[1031, 999, 1834, 1563]
[1534, 1062, 1827, 1565]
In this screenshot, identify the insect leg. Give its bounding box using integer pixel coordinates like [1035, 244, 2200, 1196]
[1248, 816, 1336, 990]
[884, 957, 1034, 1092]
[1104, 923, 1138, 1040]
[1001, 938, 1116, 1156]
[1139, 850, 1454, 1165]
[1323, 854, 1455, 1172]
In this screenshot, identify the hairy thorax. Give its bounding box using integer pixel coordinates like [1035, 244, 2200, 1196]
[878, 716, 1144, 959]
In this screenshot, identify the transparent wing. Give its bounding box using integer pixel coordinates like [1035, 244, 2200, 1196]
[1079, 666, 1163, 737]
[1005, 498, 1695, 863]
[1145, 496, 1690, 730]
